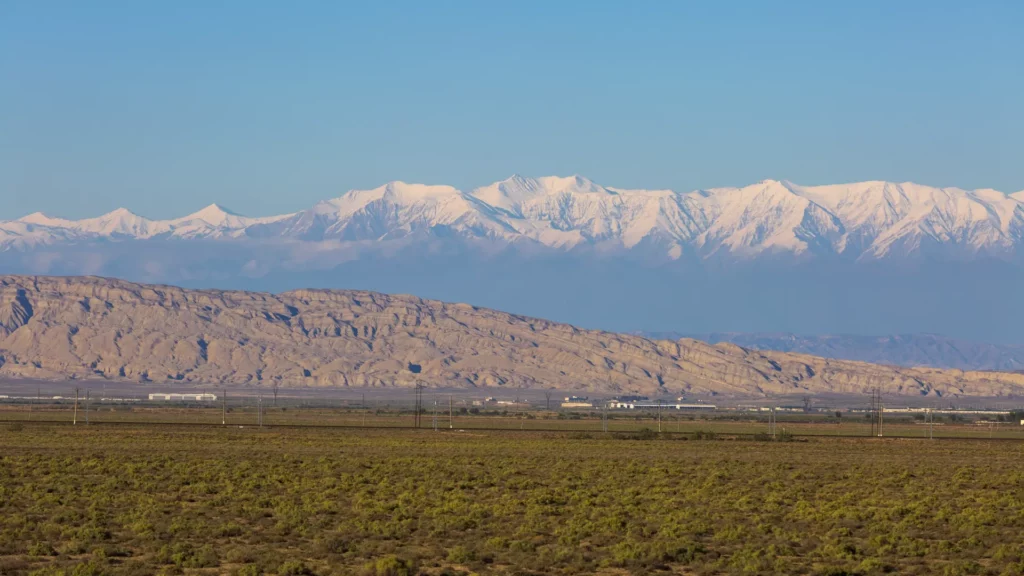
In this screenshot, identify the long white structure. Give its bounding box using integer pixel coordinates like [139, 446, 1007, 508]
[148, 393, 217, 402]
[608, 402, 716, 410]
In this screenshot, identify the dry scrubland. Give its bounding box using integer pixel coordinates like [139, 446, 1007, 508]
[1, 425, 1023, 576]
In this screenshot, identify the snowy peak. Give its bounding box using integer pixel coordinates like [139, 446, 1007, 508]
[471, 174, 612, 213]
[16, 212, 75, 227]
[167, 204, 261, 239]
[470, 175, 543, 212]
[316, 182, 461, 214]
[379, 181, 461, 202]
[77, 208, 159, 237]
[2, 177, 1023, 260]
[180, 204, 241, 226]
[534, 174, 608, 195]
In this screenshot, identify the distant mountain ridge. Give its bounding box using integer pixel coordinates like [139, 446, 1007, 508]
[3, 176, 1024, 345]
[640, 332, 1024, 372]
[2, 275, 1024, 398]
[5, 203, 292, 244]
[4, 176, 1024, 261]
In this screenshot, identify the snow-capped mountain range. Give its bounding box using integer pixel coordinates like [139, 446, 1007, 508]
[4, 176, 1024, 261]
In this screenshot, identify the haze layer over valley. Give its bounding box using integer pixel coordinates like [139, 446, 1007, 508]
[644, 332, 1024, 372]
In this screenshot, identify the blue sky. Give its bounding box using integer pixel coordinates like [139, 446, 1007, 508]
[2, 0, 1022, 220]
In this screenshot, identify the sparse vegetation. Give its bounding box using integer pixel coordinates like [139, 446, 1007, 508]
[0, 424, 1022, 575]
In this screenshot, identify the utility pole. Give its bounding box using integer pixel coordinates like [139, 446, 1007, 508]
[869, 392, 874, 437]
[221, 390, 227, 425]
[73, 387, 79, 425]
[869, 388, 879, 437]
[85, 389, 90, 425]
[602, 401, 608, 432]
[413, 385, 422, 429]
[432, 397, 438, 431]
[769, 407, 776, 438]
[449, 395, 453, 429]
[658, 399, 662, 433]
[877, 390, 883, 437]
[258, 395, 263, 428]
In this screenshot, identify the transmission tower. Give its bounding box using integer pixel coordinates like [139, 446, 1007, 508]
[868, 387, 884, 437]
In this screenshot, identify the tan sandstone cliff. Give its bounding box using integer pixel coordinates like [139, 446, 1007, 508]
[0, 276, 1022, 397]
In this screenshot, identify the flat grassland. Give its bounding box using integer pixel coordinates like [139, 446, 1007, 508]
[1, 424, 1022, 576]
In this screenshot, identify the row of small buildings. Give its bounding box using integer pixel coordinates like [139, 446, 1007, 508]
[560, 396, 717, 411]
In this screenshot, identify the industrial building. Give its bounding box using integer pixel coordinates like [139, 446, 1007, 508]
[561, 395, 594, 409]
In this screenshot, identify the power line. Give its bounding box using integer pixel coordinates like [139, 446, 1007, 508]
[432, 396, 438, 432]
[413, 385, 424, 429]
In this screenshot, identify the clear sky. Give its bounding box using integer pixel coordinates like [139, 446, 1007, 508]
[2, 0, 1022, 220]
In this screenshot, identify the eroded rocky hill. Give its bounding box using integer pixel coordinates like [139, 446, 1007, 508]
[1, 276, 1022, 397]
